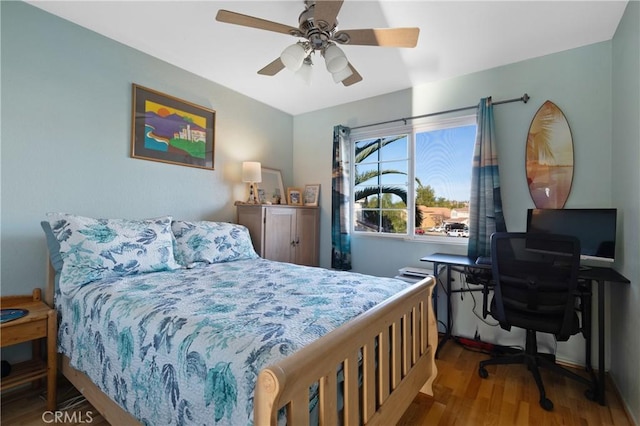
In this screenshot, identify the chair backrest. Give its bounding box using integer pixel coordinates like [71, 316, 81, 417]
[489, 232, 581, 341]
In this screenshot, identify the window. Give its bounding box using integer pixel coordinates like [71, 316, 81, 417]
[351, 116, 477, 240]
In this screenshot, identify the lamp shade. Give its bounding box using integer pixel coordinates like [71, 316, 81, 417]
[280, 43, 306, 71]
[242, 162, 262, 183]
[324, 44, 348, 73]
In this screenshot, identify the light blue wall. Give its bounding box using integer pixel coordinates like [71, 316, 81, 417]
[1, 1, 293, 299]
[611, 1, 640, 423]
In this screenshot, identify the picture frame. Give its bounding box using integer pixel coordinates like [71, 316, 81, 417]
[287, 187, 303, 206]
[131, 84, 215, 170]
[261, 167, 286, 204]
[303, 184, 320, 206]
[257, 188, 266, 204]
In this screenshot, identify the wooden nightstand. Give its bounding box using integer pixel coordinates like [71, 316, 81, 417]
[1, 288, 57, 410]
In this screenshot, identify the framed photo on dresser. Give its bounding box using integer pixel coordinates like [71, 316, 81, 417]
[261, 167, 285, 204]
[287, 188, 303, 206]
[303, 184, 320, 206]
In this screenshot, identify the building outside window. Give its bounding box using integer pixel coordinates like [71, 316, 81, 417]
[351, 115, 477, 241]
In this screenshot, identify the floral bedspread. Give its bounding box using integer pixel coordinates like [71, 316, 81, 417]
[57, 258, 409, 425]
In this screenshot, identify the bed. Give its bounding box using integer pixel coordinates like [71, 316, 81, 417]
[42, 214, 437, 425]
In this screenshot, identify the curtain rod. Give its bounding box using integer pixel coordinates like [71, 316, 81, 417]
[350, 93, 530, 131]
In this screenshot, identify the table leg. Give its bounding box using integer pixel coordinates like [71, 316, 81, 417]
[435, 263, 453, 359]
[597, 279, 606, 405]
[447, 264, 452, 334]
[432, 263, 439, 326]
[46, 309, 57, 411]
[583, 288, 592, 371]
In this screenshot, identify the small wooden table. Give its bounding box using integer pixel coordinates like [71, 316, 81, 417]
[1, 288, 57, 410]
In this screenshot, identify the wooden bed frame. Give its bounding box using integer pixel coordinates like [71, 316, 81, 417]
[46, 263, 437, 425]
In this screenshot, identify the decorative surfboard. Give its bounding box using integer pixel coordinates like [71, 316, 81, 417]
[526, 100, 574, 208]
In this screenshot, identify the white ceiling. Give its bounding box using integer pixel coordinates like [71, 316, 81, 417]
[27, 1, 628, 116]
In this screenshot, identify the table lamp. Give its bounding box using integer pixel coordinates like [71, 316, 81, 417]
[242, 161, 262, 204]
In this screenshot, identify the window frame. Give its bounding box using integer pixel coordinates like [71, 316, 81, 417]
[349, 114, 477, 244]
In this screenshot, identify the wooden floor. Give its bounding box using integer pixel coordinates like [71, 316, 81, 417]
[398, 341, 633, 426]
[1, 380, 109, 426]
[1, 342, 633, 425]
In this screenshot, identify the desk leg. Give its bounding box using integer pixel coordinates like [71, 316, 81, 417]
[597, 279, 606, 406]
[583, 289, 592, 371]
[435, 263, 453, 359]
[432, 262, 439, 326]
[447, 264, 452, 335]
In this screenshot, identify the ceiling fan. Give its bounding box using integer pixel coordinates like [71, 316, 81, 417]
[215, 0, 419, 86]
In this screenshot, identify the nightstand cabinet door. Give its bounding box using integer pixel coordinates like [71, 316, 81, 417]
[236, 204, 319, 266]
[264, 207, 297, 263]
[294, 207, 319, 266]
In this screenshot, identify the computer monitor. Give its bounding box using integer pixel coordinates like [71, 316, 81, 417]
[526, 208, 617, 263]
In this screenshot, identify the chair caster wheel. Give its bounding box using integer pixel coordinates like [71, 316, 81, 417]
[585, 388, 597, 401]
[478, 367, 488, 379]
[540, 398, 554, 411]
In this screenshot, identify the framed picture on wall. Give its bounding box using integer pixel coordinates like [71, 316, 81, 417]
[303, 184, 320, 206]
[131, 84, 216, 170]
[287, 188, 303, 206]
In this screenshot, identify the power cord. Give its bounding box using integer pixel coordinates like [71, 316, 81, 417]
[461, 272, 499, 327]
[434, 270, 449, 331]
[39, 383, 88, 411]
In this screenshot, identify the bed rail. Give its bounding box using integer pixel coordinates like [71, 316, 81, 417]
[254, 276, 437, 426]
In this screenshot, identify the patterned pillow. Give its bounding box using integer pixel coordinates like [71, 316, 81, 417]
[171, 220, 258, 267]
[45, 213, 181, 293]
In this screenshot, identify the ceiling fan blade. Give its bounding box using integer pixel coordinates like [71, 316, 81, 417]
[258, 58, 285, 76]
[313, 0, 344, 30]
[342, 63, 363, 87]
[334, 28, 420, 48]
[216, 10, 301, 36]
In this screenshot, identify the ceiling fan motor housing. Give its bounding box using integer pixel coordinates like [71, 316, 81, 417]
[307, 29, 330, 50]
[302, 1, 337, 32]
[299, 2, 335, 52]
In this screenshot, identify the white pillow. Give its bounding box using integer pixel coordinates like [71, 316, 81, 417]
[45, 213, 181, 293]
[171, 220, 258, 267]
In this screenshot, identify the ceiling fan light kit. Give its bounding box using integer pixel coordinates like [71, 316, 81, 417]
[280, 42, 308, 71]
[215, 0, 420, 86]
[295, 59, 314, 85]
[323, 44, 348, 73]
[331, 65, 353, 83]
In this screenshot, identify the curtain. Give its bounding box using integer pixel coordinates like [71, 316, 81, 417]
[331, 125, 352, 270]
[467, 97, 506, 259]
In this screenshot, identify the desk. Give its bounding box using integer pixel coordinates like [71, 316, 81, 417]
[420, 252, 630, 406]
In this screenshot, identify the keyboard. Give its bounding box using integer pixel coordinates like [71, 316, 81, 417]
[398, 267, 432, 278]
[475, 257, 492, 265]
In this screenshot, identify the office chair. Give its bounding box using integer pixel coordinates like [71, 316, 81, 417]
[478, 232, 595, 411]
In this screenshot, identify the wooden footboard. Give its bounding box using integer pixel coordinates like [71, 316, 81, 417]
[254, 276, 438, 426]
